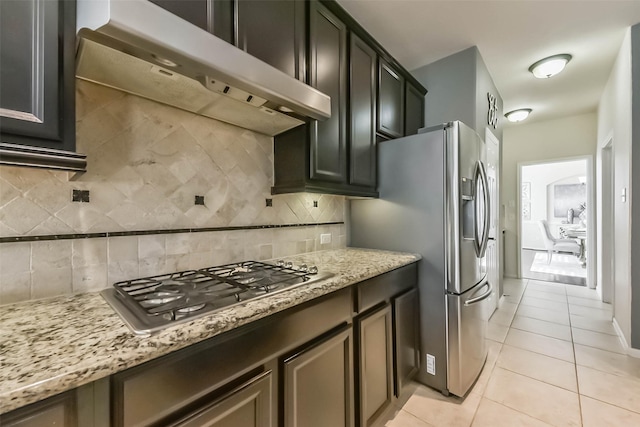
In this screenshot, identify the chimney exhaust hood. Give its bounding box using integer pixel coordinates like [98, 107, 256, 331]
[75, 0, 331, 136]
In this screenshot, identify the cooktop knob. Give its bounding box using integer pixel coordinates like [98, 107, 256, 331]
[308, 266, 318, 274]
[299, 264, 308, 272]
[276, 260, 285, 267]
[285, 261, 293, 269]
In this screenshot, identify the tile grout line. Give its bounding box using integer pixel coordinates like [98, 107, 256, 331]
[567, 286, 585, 427]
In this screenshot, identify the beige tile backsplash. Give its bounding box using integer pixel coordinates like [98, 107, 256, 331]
[0, 80, 346, 304]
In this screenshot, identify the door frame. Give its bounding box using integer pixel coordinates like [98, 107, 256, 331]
[516, 155, 595, 288]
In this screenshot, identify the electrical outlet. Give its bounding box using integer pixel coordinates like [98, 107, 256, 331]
[426, 354, 436, 375]
[266, 198, 273, 207]
[320, 233, 331, 245]
[195, 195, 205, 205]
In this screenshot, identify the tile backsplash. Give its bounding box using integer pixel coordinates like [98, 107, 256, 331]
[0, 80, 346, 304]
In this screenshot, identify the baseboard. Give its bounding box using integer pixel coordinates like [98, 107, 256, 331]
[612, 317, 640, 358]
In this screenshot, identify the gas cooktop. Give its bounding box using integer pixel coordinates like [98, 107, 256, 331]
[101, 260, 332, 336]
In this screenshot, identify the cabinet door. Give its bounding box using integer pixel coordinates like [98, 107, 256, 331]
[377, 59, 404, 139]
[0, 391, 76, 427]
[404, 82, 425, 136]
[173, 370, 273, 427]
[283, 327, 354, 427]
[357, 305, 393, 427]
[393, 288, 420, 396]
[236, 0, 305, 80]
[149, 0, 233, 43]
[349, 34, 377, 188]
[0, 0, 75, 151]
[308, 1, 348, 183]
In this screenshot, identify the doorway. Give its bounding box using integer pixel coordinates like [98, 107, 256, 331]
[518, 157, 594, 287]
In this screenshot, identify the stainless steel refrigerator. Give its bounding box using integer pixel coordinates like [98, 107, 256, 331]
[350, 121, 493, 397]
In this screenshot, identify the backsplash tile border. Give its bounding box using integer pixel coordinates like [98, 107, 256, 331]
[0, 221, 344, 244]
[0, 223, 346, 305]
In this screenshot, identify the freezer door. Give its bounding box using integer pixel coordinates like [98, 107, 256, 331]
[446, 280, 492, 397]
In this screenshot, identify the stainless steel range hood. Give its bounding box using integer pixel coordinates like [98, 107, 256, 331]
[75, 0, 330, 136]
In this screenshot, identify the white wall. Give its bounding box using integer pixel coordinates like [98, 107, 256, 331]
[502, 113, 597, 277]
[521, 160, 587, 250]
[597, 29, 632, 345]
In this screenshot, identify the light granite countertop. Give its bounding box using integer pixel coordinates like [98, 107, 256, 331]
[0, 248, 420, 414]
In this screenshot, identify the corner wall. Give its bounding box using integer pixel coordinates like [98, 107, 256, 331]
[411, 47, 477, 129]
[630, 24, 640, 348]
[597, 28, 633, 346]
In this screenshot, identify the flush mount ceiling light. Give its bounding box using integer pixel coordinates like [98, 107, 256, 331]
[528, 54, 572, 79]
[151, 54, 179, 68]
[505, 109, 532, 123]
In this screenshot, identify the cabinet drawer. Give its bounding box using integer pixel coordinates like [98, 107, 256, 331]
[0, 390, 76, 427]
[355, 264, 417, 313]
[171, 370, 274, 427]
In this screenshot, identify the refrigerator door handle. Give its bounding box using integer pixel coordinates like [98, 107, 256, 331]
[474, 160, 491, 258]
[472, 162, 482, 256]
[476, 160, 491, 258]
[464, 282, 493, 306]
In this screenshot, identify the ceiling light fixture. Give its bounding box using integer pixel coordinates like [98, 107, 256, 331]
[528, 54, 572, 79]
[151, 54, 179, 68]
[505, 109, 532, 123]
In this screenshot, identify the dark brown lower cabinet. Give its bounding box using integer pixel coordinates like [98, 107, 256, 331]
[0, 391, 76, 427]
[283, 326, 354, 427]
[393, 287, 420, 396]
[172, 370, 274, 427]
[356, 305, 393, 427]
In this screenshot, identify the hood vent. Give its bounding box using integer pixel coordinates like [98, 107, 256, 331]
[75, 0, 331, 136]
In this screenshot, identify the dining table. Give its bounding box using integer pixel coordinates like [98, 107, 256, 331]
[562, 226, 587, 267]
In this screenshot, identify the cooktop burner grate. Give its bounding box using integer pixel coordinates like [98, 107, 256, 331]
[111, 261, 312, 319]
[102, 260, 332, 335]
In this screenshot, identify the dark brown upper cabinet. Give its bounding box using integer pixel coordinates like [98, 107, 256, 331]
[308, 1, 348, 184]
[404, 82, 425, 136]
[349, 34, 377, 190]
[236, 0, 306, 80]
[0, 0, 85, 171]
[377, 58, 405, 139]
[272, 2, 381, 198]
[149, 0, 234, 44]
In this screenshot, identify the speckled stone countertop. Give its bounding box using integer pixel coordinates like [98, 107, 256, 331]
[0, 248, 419, 414]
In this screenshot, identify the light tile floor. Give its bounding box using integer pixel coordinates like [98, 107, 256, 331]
[385, 278, 640, 427]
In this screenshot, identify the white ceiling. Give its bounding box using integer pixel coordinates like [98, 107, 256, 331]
[336, 0, 640, 126]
